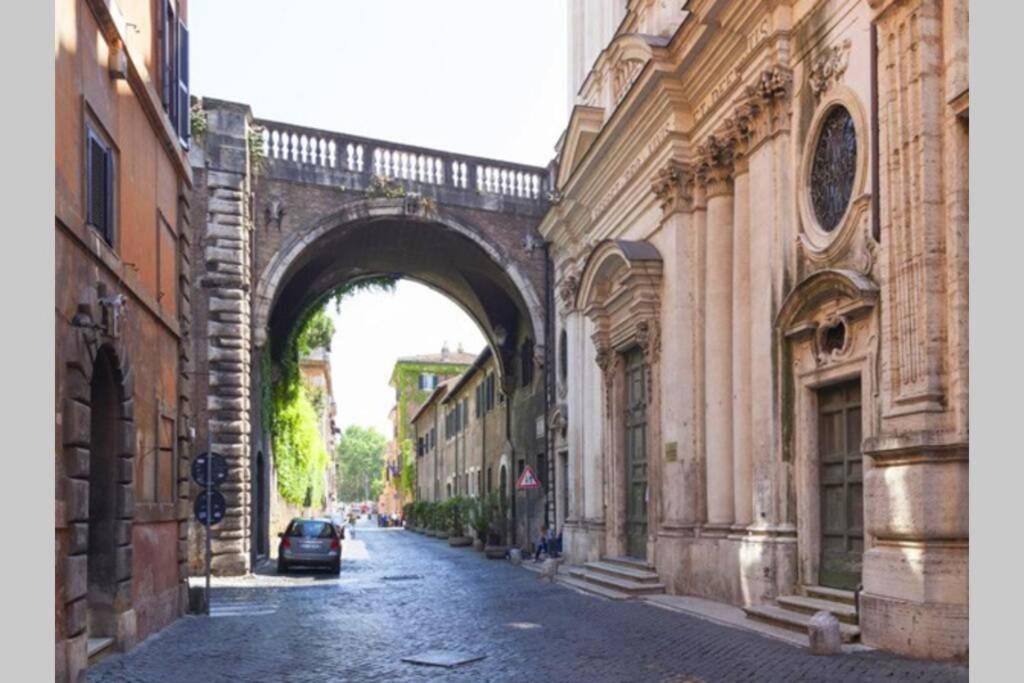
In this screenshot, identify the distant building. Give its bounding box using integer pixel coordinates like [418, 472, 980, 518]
[412, 347, 508, 504]
[383, 344, 476, 512]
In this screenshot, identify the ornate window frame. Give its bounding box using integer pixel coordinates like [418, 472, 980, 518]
[797, 87, 870, 257]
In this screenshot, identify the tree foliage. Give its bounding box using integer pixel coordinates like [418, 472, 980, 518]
[336, 425, 387, 502]
[268, 276, 397, 505]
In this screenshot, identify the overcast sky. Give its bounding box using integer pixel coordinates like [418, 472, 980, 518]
[191, 1, 569, 436]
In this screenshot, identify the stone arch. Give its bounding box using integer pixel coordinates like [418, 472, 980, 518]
[252, 197, 546, 375]
[62, 331, 136, 650]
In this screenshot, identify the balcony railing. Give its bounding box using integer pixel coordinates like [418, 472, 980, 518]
[254, 118, 550, 205]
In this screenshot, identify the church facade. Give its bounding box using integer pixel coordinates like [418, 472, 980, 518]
[544, 0, 968, 659]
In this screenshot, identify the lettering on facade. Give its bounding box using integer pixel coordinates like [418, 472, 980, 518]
[694, 18, 770, 123]
[592, 124, 672, 218]
[664, 441, 678, 462]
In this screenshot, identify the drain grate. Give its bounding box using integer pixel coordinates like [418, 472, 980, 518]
[381, 574, 423, 582]
[401, 650, 486, 668]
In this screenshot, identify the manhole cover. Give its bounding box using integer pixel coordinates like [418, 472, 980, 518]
[401, 650, 486, 668]
[381, 574, 422, 582]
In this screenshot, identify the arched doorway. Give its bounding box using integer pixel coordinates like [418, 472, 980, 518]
[87, 347, 120, 640]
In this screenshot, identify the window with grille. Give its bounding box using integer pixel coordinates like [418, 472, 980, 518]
[86, 127, 115, 246]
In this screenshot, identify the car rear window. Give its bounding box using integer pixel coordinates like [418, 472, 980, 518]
[286, 521, 336, 538]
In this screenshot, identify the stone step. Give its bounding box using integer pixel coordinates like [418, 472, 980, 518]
[557, 575, 632, 601]
[569, 568, 666, 596]
[584, 560, 661, 584]
[743, 605, 860, 643]
[87, 636, 116, 664]
[601, 556, 656, 572]
[776, 595, 859, 625]
[802, 585, 857, 606]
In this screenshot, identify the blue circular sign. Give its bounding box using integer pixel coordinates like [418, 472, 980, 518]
[191, 452, 229, 488]
[194, 490, 227, 526]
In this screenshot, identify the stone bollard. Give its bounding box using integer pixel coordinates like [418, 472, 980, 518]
[538, 557, 561, 582]
[508, 548, 523, 566]
[807, 610, 842, 655]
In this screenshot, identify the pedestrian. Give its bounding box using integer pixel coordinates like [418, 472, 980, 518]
[534, 525, 550, 562]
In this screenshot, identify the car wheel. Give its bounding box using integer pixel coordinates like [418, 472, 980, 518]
[277, 557, 288, 574]
[331, 560, 341, 575]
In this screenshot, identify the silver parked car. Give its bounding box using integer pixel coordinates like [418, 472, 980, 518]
[277, 518, 342, 574]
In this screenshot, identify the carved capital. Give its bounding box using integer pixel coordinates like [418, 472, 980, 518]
[558, 274, 580, 312]
[651, 161, 695, 216]
[696, 134, 734, 198]
[748, 65, 793, 102]
[809, 40, 852, 98]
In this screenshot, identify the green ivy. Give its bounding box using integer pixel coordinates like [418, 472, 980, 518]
[265, 277, 397, 505]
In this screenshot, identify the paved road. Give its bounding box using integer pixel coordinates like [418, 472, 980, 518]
[90, 521, 969, 682]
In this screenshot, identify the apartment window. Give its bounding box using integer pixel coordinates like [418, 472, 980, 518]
[486, 373, 496, 411]
[419, 373, 438, 390]
[160, 1, 190, 147]
[86, 126, 115, 246]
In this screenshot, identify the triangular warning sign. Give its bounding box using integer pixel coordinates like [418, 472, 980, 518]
[516, 465, 541, 490]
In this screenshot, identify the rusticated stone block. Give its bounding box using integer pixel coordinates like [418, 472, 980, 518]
[115, 546, 133, 581]
[63, 399, 90, 447]
[117, 456, 134, 483]
[69, 523, 89, 555]
[115, 520, 132, 546]
[65, 446, 89, 479]
[116, 484, 135, 518]
[65, 597, 87, 637]
[118, 421, 137, 457]
[64, 555, 88, 602]
[66, 478, 89, 522]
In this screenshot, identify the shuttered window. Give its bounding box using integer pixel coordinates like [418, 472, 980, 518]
[160, 2, 190, 148]
[177, 18, 190, 146]
[86, 128, 115, 246]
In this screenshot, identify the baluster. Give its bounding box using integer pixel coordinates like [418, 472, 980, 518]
[328, 140, 337, 168]
[373, 148, 382, 175]
[270, 130, 280, 159]
[346, 143, 354, 171]
[299, 135, 308, 163]
[356, 145, 364, 172]
[261, 129, 270, 158]
[454, 161, 462, 188]
[532, 175, 540, 199]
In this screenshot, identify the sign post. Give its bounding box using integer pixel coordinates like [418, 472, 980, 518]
[192, 444, 229, 616]
[516, 465, 541, 556]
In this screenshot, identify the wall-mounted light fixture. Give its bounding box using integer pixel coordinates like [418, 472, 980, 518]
[108, 40, 128, 81]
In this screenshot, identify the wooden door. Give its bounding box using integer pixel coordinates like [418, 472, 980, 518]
[818, 380, 864, 589]
[624, 348, 648, 559]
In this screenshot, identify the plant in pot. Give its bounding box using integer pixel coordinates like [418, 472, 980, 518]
[483, 492, 510, 559]
[431, 501, 448, 538]
[469, 497, 490, 551]
[447, 497, 473, 547]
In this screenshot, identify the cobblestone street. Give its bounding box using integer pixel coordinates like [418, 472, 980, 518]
[88, 521, 969, 682]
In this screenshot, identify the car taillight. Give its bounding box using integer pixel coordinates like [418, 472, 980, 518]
[282, 537, 291, 549]
[330, 539, 340, 551]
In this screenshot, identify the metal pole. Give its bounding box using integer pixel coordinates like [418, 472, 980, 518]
[205, 431, 212, 616]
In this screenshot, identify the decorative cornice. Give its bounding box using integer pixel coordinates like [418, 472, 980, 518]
[809, 39, 852, 99]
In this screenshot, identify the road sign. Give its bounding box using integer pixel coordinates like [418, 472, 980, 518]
[191, 451, 229, 488]
[194, 490, 227, 526]
[516, 465, 541, 490]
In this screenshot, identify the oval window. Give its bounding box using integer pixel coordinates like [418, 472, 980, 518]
[809, 105, 857, 232]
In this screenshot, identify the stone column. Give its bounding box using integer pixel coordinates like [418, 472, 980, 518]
[194, 100, 254, 575]
[730, 157, 753, 528]
[701, 152, 734, 530]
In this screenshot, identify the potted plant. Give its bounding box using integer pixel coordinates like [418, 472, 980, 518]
[483, 492, 509, 559]
[470, 497, 490, 551]
[447, 497, 473, 547]
[430, 502, 448, 538]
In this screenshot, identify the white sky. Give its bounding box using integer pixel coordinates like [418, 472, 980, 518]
[191, 1, 569, 436]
